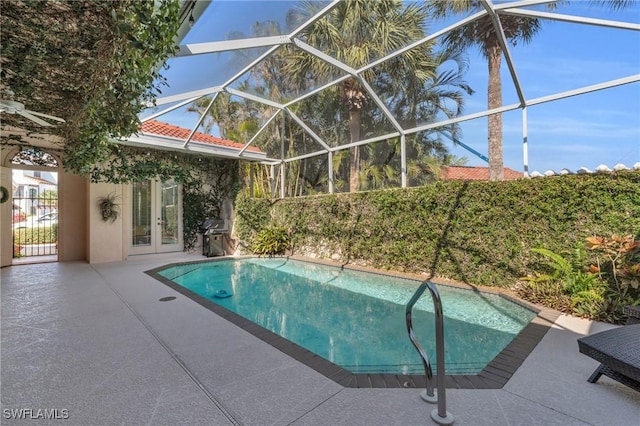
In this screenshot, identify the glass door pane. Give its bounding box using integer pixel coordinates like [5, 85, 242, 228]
[130, 179, 181, 255]
[160, 179, 179, 245]
[132, 180, 152, 246]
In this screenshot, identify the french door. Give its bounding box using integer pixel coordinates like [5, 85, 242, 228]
[130, 179, 182, 254]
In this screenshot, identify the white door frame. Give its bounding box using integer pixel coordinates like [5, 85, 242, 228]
[129, 179, 183, 255]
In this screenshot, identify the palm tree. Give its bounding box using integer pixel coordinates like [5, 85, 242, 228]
[285, 0, 438, 192]
[430, 0, 633, 181]
[358, 45, 474, 189]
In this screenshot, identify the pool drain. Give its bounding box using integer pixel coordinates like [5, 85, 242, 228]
[159, 296, 176, 302]
[213, 289, 232, 298]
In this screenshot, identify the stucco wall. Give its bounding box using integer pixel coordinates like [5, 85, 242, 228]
[57, 171, 87, 261]
[1, 166, 12, 267]
[88, 182, 125, 263]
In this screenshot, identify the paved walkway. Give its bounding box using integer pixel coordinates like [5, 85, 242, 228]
[2, 253, 639, 425]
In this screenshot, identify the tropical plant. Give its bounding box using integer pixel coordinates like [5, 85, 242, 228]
[251, 225, 291, 255]
[189, 3, 473, 196]
[285, 0, 439, 192]
[519, 233, 640, 322]
[430, 0, 633, 181]
[586, 234, 640, 291]
[357, 45, 474, 189]
[586, 234, 640, 322]
[520, 247, 605, 307]
[524, 247, 574, 282]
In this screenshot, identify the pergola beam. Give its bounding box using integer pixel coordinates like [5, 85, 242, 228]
[183, 92, 219, 147]
[225, 88, 284, 110]
[335, 131, 403, 152]
[480, 0, 527, 107]
[526, 74, 640, 107]
[287, 0, 342, 39]
[493, 0, 556, 10]
[141, 95, 205, 122]
[238, 110, 282, 156]
[292, 38, 358, 76]
[155, 87, 222, 106]
[176, 35, 291, 57]
[499, 8, 640, 31]
[143, 0, 639, 198]
[285, 109, 332, 152]
[284, 74, 351, 107]
[360, 10, 489, 74]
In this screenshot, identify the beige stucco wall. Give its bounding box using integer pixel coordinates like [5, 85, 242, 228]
[1, 143, 192, 265]
[1, 166, 13, 267]
[1, 144, 90, 266]
[87, 182, 125, 263]
[57, 171, 87, 261]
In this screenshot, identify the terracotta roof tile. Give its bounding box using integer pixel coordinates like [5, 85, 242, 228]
[140, 120, 261, 152]
[441, 166, 522, 181]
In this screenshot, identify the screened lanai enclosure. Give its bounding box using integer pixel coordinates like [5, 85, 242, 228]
[134, 0, 639, 197]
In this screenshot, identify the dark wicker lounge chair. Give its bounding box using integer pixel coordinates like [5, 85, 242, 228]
[624, 305, 640, 325]
[577, 314, 640, 392]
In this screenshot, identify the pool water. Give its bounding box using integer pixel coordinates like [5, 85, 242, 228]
[158, 258, 536, 375]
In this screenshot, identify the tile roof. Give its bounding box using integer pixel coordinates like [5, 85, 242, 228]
[140, 120, 261, 152]
[441, 166, 523, 181]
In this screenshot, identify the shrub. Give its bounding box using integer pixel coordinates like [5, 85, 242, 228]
[235, 171, 640, 288]
[517, 235, 640, 323]
[586, 234, 640, 323]
[251, 226, 290, 255]
[13, 225, 57, 245]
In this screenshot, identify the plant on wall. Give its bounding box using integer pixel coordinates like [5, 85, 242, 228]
[98, 193, 121, 222]
[1, 1, 182, 173]
[182, 158, 241, 251]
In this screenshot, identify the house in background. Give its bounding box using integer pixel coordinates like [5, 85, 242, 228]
[12, 170, 58, 219]
[440, 166, 523, 181]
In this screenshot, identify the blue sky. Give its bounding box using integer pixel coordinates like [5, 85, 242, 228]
[149, 0, 640, 174]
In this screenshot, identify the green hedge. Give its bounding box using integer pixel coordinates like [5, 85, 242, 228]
[235, 171, 640, 288]
[13, 225, 58, 245]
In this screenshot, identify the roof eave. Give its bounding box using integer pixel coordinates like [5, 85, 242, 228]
[115, 134, 266, 162]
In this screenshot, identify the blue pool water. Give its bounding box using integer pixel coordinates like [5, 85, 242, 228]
[158, 258, 536, 375]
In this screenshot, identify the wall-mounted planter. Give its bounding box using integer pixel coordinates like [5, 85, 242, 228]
[98, 193, 120, 222]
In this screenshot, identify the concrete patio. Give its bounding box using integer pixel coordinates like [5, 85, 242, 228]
[2, 253, 639, 425]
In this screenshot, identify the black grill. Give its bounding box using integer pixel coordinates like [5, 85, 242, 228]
[200, 218, 228, 257]
[200, 218, 227, 234]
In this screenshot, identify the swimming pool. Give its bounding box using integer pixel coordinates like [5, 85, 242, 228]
[151, 257, 540, 381]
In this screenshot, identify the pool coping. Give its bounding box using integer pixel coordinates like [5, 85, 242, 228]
[145, 255, 560, 389]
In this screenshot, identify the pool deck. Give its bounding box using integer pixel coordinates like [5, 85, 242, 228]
[2, 253, 639, 425]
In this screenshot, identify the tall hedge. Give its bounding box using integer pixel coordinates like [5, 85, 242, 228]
[234, 171, 640, 287]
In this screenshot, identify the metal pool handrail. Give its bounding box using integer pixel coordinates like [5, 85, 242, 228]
[405, 280, 454, 425]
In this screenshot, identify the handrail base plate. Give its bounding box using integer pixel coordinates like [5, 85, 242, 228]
[431, 409, 455, 426]
[421, 389, 438, 404]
